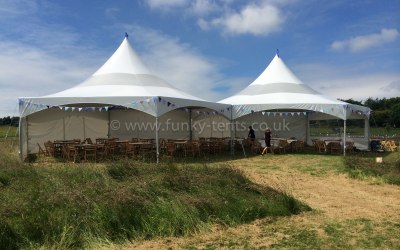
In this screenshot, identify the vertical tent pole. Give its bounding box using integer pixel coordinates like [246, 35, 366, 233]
[63, 116, 66, 140]
[306, 112, 311, 146]
[18, 118, 22, 161]
[155, 116, 160, 164]
[365, 116, 370, 150]
[26, 116, 29, 156]
[83, 116, 86, 140]
[230, 106, 234, 155]
[189, 108, 192, 141]
[107, 109, 110, 138]
[343, 120, 347, 156]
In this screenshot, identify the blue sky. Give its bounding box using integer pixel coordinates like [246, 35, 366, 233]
[0, 0, 399, 117]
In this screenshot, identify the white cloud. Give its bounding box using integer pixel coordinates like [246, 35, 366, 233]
[146, 0, 188, 9]
[190, 0, 219, 16]
[294, 63, 400, 101]
[0, 40, 100, 117]
[331, 28, 400, 53]
[128, 26, 233, 101]
[203, 2, 284, 36]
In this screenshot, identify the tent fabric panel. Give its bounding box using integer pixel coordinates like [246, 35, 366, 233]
[109, 109, 192, 140]
[64, 111, 108, 141]
[191, 110, 231, 139]
[221, 93, 345, 105]
[236, 82, 320, 95]
[83, 114, 109, 141]
[27, 109, 65, 154]
[77, 74, 181, 89]
[64, 115, 84, 140]
[231, 103, 347, 120]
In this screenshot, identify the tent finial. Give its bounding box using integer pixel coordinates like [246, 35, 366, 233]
[276, 49, 280, 58]
[125, 32, 129, 38]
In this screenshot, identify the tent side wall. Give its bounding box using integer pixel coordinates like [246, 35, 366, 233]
[21, 109, 108, 158]
[109, 109, 231, 140]
[308, 112, 370, 150]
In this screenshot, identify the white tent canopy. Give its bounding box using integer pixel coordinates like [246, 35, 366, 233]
[219, 53, 371, 151]
[18, 35, 231, 160]
[219, 54, 370, 120]
[19, 36, 229, 118]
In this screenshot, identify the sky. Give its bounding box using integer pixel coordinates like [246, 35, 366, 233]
[0, 0, 399, 117]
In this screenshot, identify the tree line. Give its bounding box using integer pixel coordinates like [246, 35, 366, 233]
[0, 116, 19, 127]
[341, 97, 400, 128]
[1, 97, 399, 128]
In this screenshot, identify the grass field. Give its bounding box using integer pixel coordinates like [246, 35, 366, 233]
[0, 142, 309, 249]
[0, 125, 17, 139]
[0, 141, 399, 249]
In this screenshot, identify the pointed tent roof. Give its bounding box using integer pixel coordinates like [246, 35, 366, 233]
[20, 36, 229, 117]
[219, 54, 370, 120]
[44, 37, 205, 101]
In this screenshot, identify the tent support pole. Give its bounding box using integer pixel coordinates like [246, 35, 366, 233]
[365, 116, 370, 150]
[189, 109, 192, 141]
[18, 117, 23, 161]
[343, 120, 347, 156]
[26, 116, 29, 156]
[230, 106, 234, 155]
[83, 117, 86, 140]
[306, 112, 310, 146]
[107, 110, 110, 138]
[63, 116, 66, 140]
[155, 116, 160, 164]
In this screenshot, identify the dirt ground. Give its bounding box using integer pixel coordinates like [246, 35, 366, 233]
[114, 158, 400, 250]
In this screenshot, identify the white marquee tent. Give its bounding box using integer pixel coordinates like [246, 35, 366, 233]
[219, 53, 371, 151]
[18, 35, 230, 161]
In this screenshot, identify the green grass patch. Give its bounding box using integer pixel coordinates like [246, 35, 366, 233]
[264, 218, 400, 249]
[0, 125, 17, 139]
[343, 151, 400, 185]
[0, 145, 310, 249]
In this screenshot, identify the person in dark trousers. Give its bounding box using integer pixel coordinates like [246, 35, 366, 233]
[248, 126, 255, 140]
[262, 128, 272, 155]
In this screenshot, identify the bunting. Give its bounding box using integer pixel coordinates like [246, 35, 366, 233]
[18, 97, 232, 116]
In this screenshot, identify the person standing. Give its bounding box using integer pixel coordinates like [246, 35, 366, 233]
[262, 128, 272, 155]
[248, 126, 255, 140]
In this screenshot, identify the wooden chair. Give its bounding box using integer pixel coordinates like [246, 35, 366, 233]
[345, 141, 354, 153]
[63, 145, 78, 162]
[96, 144, 109, 160]
[44, 141, 55, 157]
[329, 141, 342, 154]
[140, 143, 155, 160]
[272, 140, 288, 154]
[125, 143, 136, 158]
[83, 145, 97, 161]
[315, 140, 327, 153]
[84, 138, 93, 144]
[164, 142, 177, 160]
[37, 143, 49, 157]
[191, 140, 202, 157]
[312, 139, 319, 151]
[251, 140, 263, 154]
[293, 140, 304, 152]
